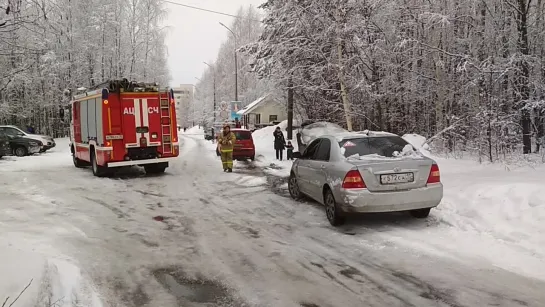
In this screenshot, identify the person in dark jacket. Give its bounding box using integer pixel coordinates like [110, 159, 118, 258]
[285, 140, 294, 160]
[273, 127, 286, 161]
[26, 125, 35, 134]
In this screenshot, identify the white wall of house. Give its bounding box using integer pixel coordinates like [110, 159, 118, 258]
[252, 100, 287, 124]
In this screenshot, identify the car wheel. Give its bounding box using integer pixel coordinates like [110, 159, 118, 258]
[14, 146, 28, 157]
[250, 155, 255, 161]
[288, 172, 304, 200]
[410, 208, 431, 219]
[91, 151, 108, 177]
[324, 188, 345, 227]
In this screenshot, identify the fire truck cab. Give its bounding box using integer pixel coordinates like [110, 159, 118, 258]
[68, 79, 179, 177]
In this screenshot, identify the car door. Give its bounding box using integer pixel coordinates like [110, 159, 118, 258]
[1, 127, 24, 138]
[296, 139, 322, 195]
[305, 138, 332, 200]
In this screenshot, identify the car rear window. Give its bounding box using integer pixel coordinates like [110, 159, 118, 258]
[234, 131, 252, 140]
[338, 136, 410, 158]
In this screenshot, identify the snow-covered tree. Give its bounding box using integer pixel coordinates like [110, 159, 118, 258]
[0, 0, 170, 137]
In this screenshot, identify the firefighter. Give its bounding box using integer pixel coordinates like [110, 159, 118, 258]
[218, 124, 236, 172]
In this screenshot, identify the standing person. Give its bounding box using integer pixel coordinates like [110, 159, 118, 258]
[285, 141, 294, 160]
[273, 126, 286, 161]
[235, 118, 242, 128]
[26, 125, 35, 134]
[218, 124, 236, 172]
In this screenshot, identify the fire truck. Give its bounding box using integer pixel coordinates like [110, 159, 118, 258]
[68, 79, 179, 177]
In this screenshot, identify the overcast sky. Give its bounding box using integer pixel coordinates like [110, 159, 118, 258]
[164, 0, 263, 87]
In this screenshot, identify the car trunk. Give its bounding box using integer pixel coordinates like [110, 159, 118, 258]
[233, 131, 254, 150]
[348, 157, 433, 192]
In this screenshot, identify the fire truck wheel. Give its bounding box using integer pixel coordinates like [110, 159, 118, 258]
[72, 153, 87, 168]
[144, 163, 167, 174]
[91, 151, 108, 177]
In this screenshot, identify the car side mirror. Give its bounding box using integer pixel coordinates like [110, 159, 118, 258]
[7, 135, 14, 140]
[292, 151, 302, 159]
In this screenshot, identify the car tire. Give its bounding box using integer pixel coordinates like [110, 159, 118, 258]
[91, 151, 108, 177]
[324, 188, 346, 227]
[14, 146, 28, 157]
[250, 155, 255, 161]
[410, 208, 431, 219]
[144, 164, 167, 174]
[288, 172, 304, 201]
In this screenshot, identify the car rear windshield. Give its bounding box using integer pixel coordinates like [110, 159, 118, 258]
[338, 136, 410, 158]
[234, 131, 252, 140]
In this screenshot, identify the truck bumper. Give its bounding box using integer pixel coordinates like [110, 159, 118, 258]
[107, 157, 177, 167]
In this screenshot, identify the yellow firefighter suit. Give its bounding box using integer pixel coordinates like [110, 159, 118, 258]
[218, 131, 236, 171]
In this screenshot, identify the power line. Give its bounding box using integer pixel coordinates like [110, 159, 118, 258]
[163, 0, 262, 22]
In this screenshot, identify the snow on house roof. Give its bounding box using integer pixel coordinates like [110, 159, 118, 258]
[237, 94, 271, 115]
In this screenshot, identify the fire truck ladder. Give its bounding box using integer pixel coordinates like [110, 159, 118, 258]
[160, 95, 173, 154]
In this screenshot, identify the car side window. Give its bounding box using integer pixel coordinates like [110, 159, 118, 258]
[3, 128, 20, 137]
[314, 138, 331, 161]
[302, 139, 321, 159]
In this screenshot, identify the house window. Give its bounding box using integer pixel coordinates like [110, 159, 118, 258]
[269, 115, 278, 122]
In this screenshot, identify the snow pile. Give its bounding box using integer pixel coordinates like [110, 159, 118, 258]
[402, 133, 431, 156]
[0, 245, 103, 307]
[428, 159, 545, 280]
[184, 125, 204, 135]
[300, 122, 347, 144]
[252, 121, 297, 177]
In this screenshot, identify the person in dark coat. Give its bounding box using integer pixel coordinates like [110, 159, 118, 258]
[26, 125, 35, 134]
[273, 127, 286, 161]
[285, 140, 294, 160]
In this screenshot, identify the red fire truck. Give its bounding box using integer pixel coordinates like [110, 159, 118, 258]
[68, 79, 179, 177]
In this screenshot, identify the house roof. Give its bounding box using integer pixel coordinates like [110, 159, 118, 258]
[237, 94, 271, 115]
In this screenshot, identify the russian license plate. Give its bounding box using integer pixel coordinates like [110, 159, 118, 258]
[380, 173, 414, 184]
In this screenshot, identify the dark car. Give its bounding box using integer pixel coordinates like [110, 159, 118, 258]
[0, 125, 55, 152]
[0, 133, 10, 158]
[0, 131, 42, 157]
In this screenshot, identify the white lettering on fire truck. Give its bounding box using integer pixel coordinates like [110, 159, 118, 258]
[123, 106, 159, 115]
[123, 107, 134, 115]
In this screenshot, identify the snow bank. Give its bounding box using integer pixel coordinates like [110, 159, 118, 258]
[185, 125, 204, 135]
[300, 122, 346, 144]
[252, 121, 297, 177]
[428, 159, 545, 280]
[0, 236, 103, 307]
[402, 133, 431, 156]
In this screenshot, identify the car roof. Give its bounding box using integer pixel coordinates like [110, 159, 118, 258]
[316, 131, 400, 142]
[231, 128, 251, 132]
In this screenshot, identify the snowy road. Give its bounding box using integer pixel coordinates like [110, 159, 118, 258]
[1, 134, 545, 307]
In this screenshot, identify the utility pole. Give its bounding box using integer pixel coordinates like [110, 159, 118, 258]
[203, 62, 217, 123]
[219, 22, 238, 101]
[336, 3, 353, 131]
[287, 77, 294, 140]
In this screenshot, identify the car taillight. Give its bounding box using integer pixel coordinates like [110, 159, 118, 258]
[427, 164, 440, 184]
[342, 170, 366, 189]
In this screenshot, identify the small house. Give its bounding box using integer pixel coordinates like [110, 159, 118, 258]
[236, 94, 287, 129]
